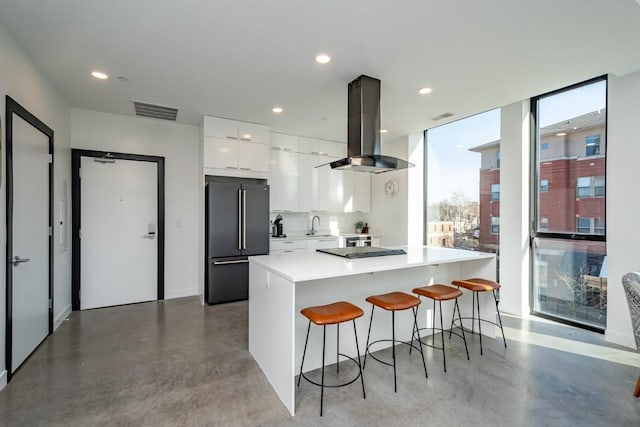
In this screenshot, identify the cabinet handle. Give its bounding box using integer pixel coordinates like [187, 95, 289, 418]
[284, 250, 294, 253]
[213, 259, 249, 266]
[283, 241, 294, 244]
[240, 138, 251, 141]
[240, 167, 251, 171]
[271, 147, 282, 151]
[283, 148, 292, 151]
[226, 166, 239, 170]
[226, 136, 237, 140]
[311, 151, 321, 155]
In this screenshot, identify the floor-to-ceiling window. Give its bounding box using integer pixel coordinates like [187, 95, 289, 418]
[531, 77, 607, 331]
[425, 109, 501, 275]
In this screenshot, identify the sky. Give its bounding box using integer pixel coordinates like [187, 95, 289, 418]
[425, 79, 607, 204]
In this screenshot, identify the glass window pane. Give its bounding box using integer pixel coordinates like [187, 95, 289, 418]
[540, 179, 549, 192]
[532, 238, 606, 329]
[425, 109, 500, 264]
[533, 77, 607, 330]
[491, 183, 500, 200]
[535, 80, 606, 234]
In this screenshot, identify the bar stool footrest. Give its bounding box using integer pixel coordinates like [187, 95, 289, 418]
[365, 339, 423, 368]
[299, 353, 363, 389]
[413, 327, 466, 351]
[452, 316, 504, 336]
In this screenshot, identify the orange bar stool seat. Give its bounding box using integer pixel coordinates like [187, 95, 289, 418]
[363, 292, 428, 392]
[412, 284, 470, 372]
[451, 278, 507, 355]
[297, 301, 366, 416]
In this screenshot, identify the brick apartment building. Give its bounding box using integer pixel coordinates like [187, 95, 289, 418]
[471, 109, 606, 253]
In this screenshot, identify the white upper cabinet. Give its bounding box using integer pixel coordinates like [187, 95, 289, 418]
[203, 115, 269, 176]
[352, 172, 371, 212]
[239, 122, 269, 145]
[270, 148, 299, 212]
[270, 132, 299, 151]
[299, 137, 344, 157]
[203, 116, 238, 139]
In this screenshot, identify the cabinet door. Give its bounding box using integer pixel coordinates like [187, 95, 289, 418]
[270, 132, 299, 151]
[340, 170, 355, 212]
[239, 122, 269, 145]
[280, 151, 299, 211]
[300, 154, 330, 212]
[306, 238, 339, 251]
[327, 156, 343, 212]
[353, 172, 371, 212]
[269, 149, 282, 211]
[204, 136, 239, 169]
[203, 116, 239, 139]
[299, 136, 334, 155]
[238, 141, 270, 172]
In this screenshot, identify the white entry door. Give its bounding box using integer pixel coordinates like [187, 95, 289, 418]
[11, 114, 51, 373]
[80, 156, 158, 310]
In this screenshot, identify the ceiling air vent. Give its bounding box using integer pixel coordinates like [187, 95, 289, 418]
[133, 101, 178, 121]
[431, 112, 454, 121]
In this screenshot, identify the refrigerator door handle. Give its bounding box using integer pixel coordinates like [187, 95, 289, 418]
[213, 259, 249, 266]
[237, 190, 242, 250]
[242, 189, 247, 250]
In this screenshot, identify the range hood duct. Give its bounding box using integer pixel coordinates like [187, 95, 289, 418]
[330, 75, 414, 174]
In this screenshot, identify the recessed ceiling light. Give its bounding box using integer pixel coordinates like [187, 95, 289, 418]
[380, 129, 388, 133]
[418, 87, 432, 95]
[242, 134, 252, 139]
[315, 54, 331, 64]
[272, 107, 283, 114]
[91, 71, 108, 80]
[556, 132, 567, 136]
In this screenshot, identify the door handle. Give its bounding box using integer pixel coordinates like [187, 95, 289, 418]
[213, 259, 249, 266]
[242, 189, 247, 250]
[10, 256, 30, 266]
[238, 190, 242, 250]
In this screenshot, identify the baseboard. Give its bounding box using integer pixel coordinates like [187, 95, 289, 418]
[54, 303, 72, 331]
[0, 370, 7, 392]
[605, 329, 637, 350]
[165, 288, 198, 300]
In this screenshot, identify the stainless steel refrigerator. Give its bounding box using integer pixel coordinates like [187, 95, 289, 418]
[205, 176, 269, 304]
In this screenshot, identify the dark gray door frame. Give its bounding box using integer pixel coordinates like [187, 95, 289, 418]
[71, 149, 165, 311]
[4, 95, 54, 383]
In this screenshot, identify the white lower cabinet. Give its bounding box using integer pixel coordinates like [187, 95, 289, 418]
[306, 237, 339, 251]
[270, 239, 307, 254]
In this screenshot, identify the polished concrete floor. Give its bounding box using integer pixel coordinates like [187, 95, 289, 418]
[0, 296, 638, 426]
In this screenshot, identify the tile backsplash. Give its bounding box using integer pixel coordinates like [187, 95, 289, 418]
[270, 212, 372, 236]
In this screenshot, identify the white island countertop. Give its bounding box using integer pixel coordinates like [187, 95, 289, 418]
[250, 246, 495, 282]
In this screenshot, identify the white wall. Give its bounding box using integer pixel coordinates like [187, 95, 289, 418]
[499, 101, 531, 316]
[0, 25, 72, 388]
[70, 109, 201, 300]
[605, 71, 640, 349]
[370, 136, 410, 246]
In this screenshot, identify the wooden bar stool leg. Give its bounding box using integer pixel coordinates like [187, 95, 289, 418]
[298, 321, 311, 386]
[352, 319, 366, 399]
[634, 374, 640, 398]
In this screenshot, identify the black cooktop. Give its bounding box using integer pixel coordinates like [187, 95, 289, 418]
[316, 247, 406, 259]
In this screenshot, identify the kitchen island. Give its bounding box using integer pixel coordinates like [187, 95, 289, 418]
[248, 246, 496, 415]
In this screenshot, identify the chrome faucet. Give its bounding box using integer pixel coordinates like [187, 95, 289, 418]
[311, 215, 320, 235]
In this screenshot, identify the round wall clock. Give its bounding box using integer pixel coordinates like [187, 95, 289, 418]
[384, 179, 399, 197]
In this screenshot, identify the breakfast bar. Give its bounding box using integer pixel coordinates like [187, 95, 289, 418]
[248, 246, 496, 415]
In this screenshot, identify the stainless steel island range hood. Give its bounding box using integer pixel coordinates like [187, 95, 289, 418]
[330, 75, 414, 174]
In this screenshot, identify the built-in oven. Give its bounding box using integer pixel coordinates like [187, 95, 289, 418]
[345, 236, 372, 247]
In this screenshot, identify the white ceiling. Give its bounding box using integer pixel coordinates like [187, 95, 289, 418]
[1, 0, 639, 143]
